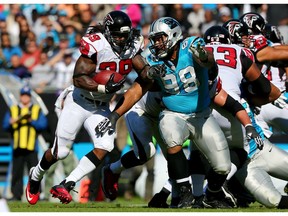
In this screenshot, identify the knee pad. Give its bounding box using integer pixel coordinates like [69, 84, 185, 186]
[142, 142, 156, 161]
[52, 136, 73, 160]
[134, 141, 156, 163]
[213, 163, 231, 175]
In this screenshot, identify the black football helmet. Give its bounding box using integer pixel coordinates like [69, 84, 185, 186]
[239, 12, 266, 34]
[204, 25, 231, 45]
[222, 19, 249, 46]
[263, 24, 284, 44]
[103, 10, 132, 54]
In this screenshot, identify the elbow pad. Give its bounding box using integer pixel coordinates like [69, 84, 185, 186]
[250, 73, 271, 96]
[222, 95, 245, 116]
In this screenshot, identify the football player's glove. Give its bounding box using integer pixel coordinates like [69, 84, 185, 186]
[95, 112, 120, 137]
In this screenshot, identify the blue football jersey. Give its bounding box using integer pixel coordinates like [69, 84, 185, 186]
[146, 36, 211, 114]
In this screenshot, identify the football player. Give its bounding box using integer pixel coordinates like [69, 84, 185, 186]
[25, 10, 154, 205]
[96, 17, 233, 208]
[204, 26, 288, 209]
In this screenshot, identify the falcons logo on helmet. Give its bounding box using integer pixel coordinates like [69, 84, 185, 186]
[227, 21, 241, 36]
[242, 14, 259, 29]
[104, 14, 114, 25]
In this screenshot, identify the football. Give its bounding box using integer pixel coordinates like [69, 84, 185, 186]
[92, 70, 124, 85]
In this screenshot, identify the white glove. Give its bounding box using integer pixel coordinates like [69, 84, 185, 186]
[189, 41, 208, 62]
[272, 94, 288, 109]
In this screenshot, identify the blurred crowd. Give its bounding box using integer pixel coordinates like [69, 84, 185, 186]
[0, 4, 287, 95]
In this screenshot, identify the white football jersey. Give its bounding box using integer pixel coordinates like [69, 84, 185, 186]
[206, 44, 253, 100]
[75, 32, 144, 102]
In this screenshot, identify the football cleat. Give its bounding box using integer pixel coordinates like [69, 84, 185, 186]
[101, 165, 120, 201]
[25, 167, 41, 205]
[148, 192, 169, 208]
[177, 185, 194, 208]
[202, 189, 232, 209]
[50, 180, 75, 204]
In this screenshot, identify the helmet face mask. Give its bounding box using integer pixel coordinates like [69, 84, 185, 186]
[104, 11, 132, 54]
[204, 26, 231, 45]
[148, 17, 183, 59]
[223, 19, 249, 46]
[149, 32, 170, 58]
[239, 12, 266, 35]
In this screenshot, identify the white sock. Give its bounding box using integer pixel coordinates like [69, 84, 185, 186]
[226, 163, 237, 180]
[65, 156, 96, 183]
[163, 179, 172, 193]
[110, 160, 124, 174]
[31, 162, 45, 181]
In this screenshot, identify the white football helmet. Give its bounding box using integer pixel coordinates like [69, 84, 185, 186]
[148, 17, 183, 58]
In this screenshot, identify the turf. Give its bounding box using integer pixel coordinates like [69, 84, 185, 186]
[6, 197, 288, 212]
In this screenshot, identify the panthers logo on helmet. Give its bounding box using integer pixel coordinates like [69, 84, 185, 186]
[162, 18, 179, 29]
[104, 14, 114, 26]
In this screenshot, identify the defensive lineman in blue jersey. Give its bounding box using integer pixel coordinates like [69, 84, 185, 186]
[145, 17, 232, 208]
[146, 36, 210, 114]
[95, 17, 232, 208]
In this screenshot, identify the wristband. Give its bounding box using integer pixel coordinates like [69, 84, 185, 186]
[97, 84, 106, 93]
[244, 124, 253, 128]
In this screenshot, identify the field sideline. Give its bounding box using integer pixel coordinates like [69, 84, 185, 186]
[6, 197, 288, 213]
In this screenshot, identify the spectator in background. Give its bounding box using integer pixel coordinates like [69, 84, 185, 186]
[0, 13, 8, 34]
[42, 36, 59, 59]
[141, 4, 166, 25]
[187, 4, 205, 36]
[63, 24, 77, 48]
[115, 4, 142, 28]
[0, 48, 7, 68]
[37, 20, 60, 46]
[1, 32, 22, 65]
[200, 10, 217, 36]
[5, 4, 21, 46]
[167, 4, 192, 38]
[30, 52, 58, 93]
[79, 9, 94, 29]
[91, 4, 116, 24]
[32, 12, 50, 40]
[18, 18, 32, 50]
[9, 54, 31, 80]
[217, 6, 232, 26]
[21, 40, 41, 72]
[57, 10, 82, 33]
[2, 86, 48, 201]
[53, 50, 76, 93]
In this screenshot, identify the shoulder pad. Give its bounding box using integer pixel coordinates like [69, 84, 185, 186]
[248, 35, 268, 53]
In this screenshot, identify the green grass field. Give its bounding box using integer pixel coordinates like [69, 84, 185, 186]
[6, 197, 288, 212]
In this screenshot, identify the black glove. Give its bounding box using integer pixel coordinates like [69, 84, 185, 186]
[189, 41, 208, 62]
[95, 112, 120, 137]
[285, 80, 288, 92]
[147, 64, 165, 79]
[105, 74, 126, 94]
[245, 125, 264, 150]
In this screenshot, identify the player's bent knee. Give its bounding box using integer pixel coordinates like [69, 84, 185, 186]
[254, 188, 281, 208]
[213, 163, 231, 175]
[144, 142, 156, 160]
[55, 137, 73, 160]
[57, 146, 71, 160]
